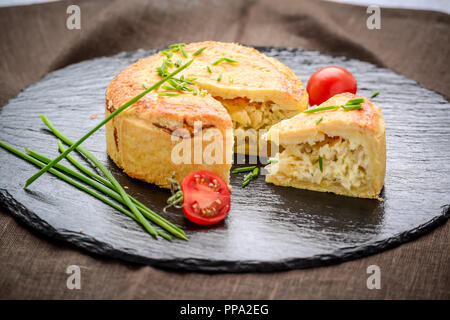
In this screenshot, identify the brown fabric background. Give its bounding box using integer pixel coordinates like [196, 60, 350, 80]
[0, 0, 449, 299]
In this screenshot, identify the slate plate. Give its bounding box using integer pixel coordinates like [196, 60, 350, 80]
[0, 47, 449, 272]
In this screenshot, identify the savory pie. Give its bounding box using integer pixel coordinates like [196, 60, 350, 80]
[264, 93, 386, 199]
[105, 41, 308, 188]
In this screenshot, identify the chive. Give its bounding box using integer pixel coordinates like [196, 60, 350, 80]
[175, 60, 182, 67]
[25, 147, 174, 241]
[142, 84, 148, 90]
[26, 60, 194, 188]
[345, 98, 364, 105]
[371, 91, 380, 98]
[318, 156, 323, 173]
[193, 88, 198, 96]
[192, 47, 207, 56]
[0, 141, 173, 240]
[159, 92, 179, 96]
[242, 167, 259, 188]
[304, 102, 363, 114]
[316, 117, 323, 125]
[161, 50, 173, 58]
[180, 46, 188, 58]
[217, 74, 222, 82]
[37, 115, 165, 239]
[267, 159, 278, 164]
[341, 104, 362, 111]
[207, 66, 212, 73]
[232, 166, 256, 174]
[162, 84, 177, 91]
[212, 57, 238, 65]
[28, 145, 186, 240]
[169, 43, 185, 48]
[304, 105, 339, 114]
[164, 59, 174, 67]
[53, 139, 187, 240]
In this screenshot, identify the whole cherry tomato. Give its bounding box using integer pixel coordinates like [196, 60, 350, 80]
[307, 66, 357, 106]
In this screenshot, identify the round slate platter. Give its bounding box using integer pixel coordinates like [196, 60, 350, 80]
[0, 47, 449, 272]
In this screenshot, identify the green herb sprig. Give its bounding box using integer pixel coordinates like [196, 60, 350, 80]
[318, 156, 323, 173]
[316, 117, 323, 125]
[232, 166, 256, 174]
[212, 57, 238, 65]
[371, 91, 380, 98]
[192, 47, 207, 56]
[26, 60, 194, 188]
[41, 119, 187, 240]
[0, 141, 175, 240]
[304, 98, 365, 114]
[242, 167, 259, 188]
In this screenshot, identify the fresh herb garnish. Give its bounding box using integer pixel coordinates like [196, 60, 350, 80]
[345, 98, 364, 105]
[0, 141, 175, 240]
[159, 92, 180, 96]
[207, 66, 212, 73]
[212, 57, 238, 65]
[267, 159, 278, 164]
[217, 74, 222, 82]
[341, 104, 362, 111]
[304, 105, 340, 114]
[242, 167, 259, 187]
[305, 98, 364, 114]
[161, 50, 173, 58]
[232, 166, 257, 174]
[25, 60, 194, 188]
[192, 47, 207, 56]
[371, 91, 380, 98]
[318, 156, 323, 173]
[316, 117, 323, 125]
[174, 60, 182, 67]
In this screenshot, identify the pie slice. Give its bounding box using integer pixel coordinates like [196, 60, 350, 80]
[264, 93, 386, 199]
[105, 41, 308, 188]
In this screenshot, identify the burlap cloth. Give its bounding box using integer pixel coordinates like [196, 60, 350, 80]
[0, 0, 449, 299]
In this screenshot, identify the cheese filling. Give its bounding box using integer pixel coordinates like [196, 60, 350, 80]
[215, 97, 299, 154]
[215, 97, 298, 130]
[267, 135, 369, 191]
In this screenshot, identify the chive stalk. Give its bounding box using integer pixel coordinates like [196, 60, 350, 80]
[56, 140, 185, 237]
[212, 57, 238, 65]
[0, 141, 174, 240]
[26, 146, 186, 240]
[232, 166, 256, 174]
[192, 47, 207, 56]
[41, 118, 187, 239]
[25, 59, 193, 189]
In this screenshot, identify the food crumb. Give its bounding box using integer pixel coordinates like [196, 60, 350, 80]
[80, 228, 84, 233]
[90, 113, 98, 119]
[124, 186, 129, 189]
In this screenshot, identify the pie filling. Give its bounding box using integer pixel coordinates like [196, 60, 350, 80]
[267, 135, 369, 192]
[215, 97, 299, 153]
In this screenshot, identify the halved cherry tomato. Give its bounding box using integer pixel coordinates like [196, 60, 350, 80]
[181, 170, 231, 225]
[307, 66, 357, 106]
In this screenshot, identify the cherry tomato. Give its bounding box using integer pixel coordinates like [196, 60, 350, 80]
[306, 66, 357, 106]
[181, 170, 231, 225]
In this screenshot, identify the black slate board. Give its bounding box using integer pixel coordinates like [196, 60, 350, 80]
[0, 47, 449, 272]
